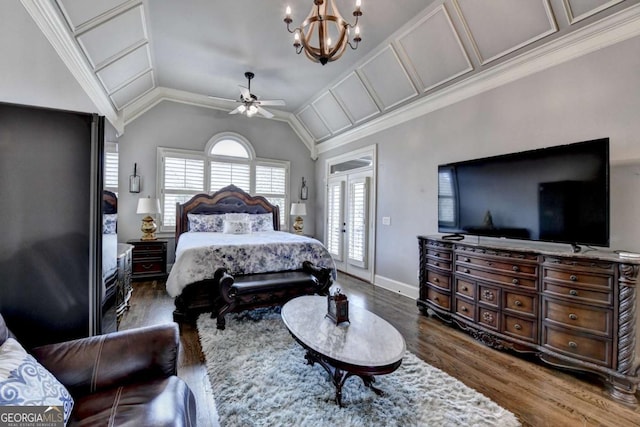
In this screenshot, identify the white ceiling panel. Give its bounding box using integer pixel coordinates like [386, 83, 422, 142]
[298, 106, 332, 141]
[456, 0, 557, 64]
[396, 5, 473, 93]
[57, 0, 130, 31]
[110, 71, 154, 109]
[359, 45, 418, 111]
[312, 92, 352, 134]
[564, 0, 624, 24]
[77, 4, 147, 68]
[97, 44, 151, 93]
[332, 72, 380, 124]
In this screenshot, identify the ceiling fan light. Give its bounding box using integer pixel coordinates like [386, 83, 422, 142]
[238, 105, 247, 113]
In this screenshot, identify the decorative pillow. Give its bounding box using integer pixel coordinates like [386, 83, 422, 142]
[223, 220, 251, 234]
[188, 214, 225, 232]
[251, 213, 274, 232]
[224, 213, 250, 222]
[0, 338, 74, 425]
[103, 213, 117, 234]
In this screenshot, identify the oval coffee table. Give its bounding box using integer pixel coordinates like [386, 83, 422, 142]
[281, 295, 406, 406]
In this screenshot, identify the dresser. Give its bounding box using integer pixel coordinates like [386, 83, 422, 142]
[127, 239, 168, 281]
[116, 244, 133, 325]
[418, 236, 640, 405]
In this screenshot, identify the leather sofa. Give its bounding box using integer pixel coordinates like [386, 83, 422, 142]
[0, 314, 196, 426]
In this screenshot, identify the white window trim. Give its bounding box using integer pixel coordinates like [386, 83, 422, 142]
[157, 135, 290, 233]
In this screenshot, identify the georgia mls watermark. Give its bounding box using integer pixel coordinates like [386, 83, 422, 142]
[0, 406, 64, 427]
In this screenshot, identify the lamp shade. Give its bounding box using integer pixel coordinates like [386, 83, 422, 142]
[290, 203, 307, 216]
[137, 197, 161, 215]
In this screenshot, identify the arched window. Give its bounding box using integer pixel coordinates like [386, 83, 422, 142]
[158, 132, 289, 230]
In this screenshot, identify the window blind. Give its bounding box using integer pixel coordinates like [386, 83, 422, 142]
[104, 151, 119, 191]
[210, 161, 250, 192]
[348, 178, 368, 267]
[326, 181, 343, 260]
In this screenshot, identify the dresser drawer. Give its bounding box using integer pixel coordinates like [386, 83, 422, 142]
[427, 257, 451, 270]
[455, 297, 474, 321]
[478, 284, 500, 308]
[455, 279, 475, 299]
[456, 254, 537, 276]
[427, 269, 451, 290]
[504, 291, 537, 317]
[503, 315, 537, 343]
[427, 287, 450, 311]
[428, 248, 452, 261]
[542, 281, 612, 306]
[456, 265, 537, 290]
[542, 267, 612, 290]
[133, 260, 164, 275]
[542, 326, 611, 366]
[132, 243, 166, 254]
[543, 298, 612, 337]
[478, 306, 499, 330]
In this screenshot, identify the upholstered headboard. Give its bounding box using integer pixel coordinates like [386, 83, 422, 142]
[175, 185, 280, 244]
[102, 190, 117, 215]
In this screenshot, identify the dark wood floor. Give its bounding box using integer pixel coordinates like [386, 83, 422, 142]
[119, 274, 640, 427]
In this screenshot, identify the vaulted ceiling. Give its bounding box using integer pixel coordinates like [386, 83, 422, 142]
[21, 0, 640, 155]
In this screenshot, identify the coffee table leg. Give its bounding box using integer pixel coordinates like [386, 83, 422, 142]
[360, 375, 384, 396]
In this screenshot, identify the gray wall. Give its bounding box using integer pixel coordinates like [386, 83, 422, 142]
[316, 34, 640, 289]
[116, 101, 316, 261]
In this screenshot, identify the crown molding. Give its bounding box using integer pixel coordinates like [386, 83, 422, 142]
[123, 87, 318, 159]
[317, 2, 640, 155]
[20, 0, 124, 134]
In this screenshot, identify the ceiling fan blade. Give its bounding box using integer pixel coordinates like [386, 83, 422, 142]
[257, 106, 274, 119]
[229, 105, 244, 115]
[258, 99, 286, 106]
[208, 96, 238, 103]
[238, 85, 251, 100]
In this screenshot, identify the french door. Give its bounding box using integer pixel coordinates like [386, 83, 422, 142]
[325, 147, 375, 282]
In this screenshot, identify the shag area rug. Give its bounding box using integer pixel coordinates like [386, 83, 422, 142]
[197, 309, 520, 427]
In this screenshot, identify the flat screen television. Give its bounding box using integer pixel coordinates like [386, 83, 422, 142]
[438, 138, 609, 248]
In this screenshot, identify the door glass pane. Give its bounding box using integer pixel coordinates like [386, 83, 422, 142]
[327, 181, 343, 260]
[348, 178, 368, 267]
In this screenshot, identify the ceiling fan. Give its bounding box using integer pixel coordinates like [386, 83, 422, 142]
[209, 72, 285, 118]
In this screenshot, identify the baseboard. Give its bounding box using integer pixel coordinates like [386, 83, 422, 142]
[374, 275, 418, 300]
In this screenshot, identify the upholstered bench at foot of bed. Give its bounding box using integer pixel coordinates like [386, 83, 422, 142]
[214, 261, 332, 330]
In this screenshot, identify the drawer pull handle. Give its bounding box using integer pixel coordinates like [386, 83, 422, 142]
[512, 266, 519, 272]
[462, 286, 468, 291]
[433, 296, 439, 301]
[141, 264, 154, 270]
[512, 279, 519, 285]
[482, 290, 495, 301]
[570, 275, 577, 281]
[569, 313, 577, 320]
[514, 323, 522, 330]
[433, 277, 439, 283]
[464, 257, 470, 262]
[464, 268, 470, 274]
[482, 312, 494, 322]
[487, 262, 493, 266]
[435, 253, 440, 258]
[461, 306, 468, 312]
[568, 341, 578, 349]
[435, 262, 440, 267]
[514, 300, 522, 307]
[569, 289, 578, 296]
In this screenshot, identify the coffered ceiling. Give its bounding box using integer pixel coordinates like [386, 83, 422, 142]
[20, 0, 640, 154]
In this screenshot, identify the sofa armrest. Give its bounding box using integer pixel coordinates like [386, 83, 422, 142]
[31, 323, 179, 398]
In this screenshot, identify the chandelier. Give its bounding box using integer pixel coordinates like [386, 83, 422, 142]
[284, 0, 362, 66]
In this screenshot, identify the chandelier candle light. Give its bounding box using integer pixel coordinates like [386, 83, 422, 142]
[284, 0, 362, 65]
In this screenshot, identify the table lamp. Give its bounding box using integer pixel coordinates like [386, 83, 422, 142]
[291, 202, 307, 235]
[137, 196, 161, 240]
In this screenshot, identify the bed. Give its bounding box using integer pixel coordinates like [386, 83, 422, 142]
[102, 190, 118, 306]
[169, 185, 336, 322]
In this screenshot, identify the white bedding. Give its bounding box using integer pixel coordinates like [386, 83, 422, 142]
[167, 231, 336, 297]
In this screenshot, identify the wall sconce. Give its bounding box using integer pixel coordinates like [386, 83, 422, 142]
[129, 163, 140, 193]
[300, 177, 308, 200]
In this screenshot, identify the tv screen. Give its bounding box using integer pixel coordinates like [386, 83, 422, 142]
[438, 138, 609, 247]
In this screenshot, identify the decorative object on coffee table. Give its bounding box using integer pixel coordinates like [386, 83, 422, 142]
[326, 288, 349, 325]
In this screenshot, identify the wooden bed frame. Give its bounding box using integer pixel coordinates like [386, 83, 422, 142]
[172, 185, 282, 322]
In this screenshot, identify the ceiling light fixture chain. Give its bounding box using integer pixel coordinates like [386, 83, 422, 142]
[284, 0, 362, 65]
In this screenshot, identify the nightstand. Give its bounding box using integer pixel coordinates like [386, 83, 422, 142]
[127, 239, 168, 281]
